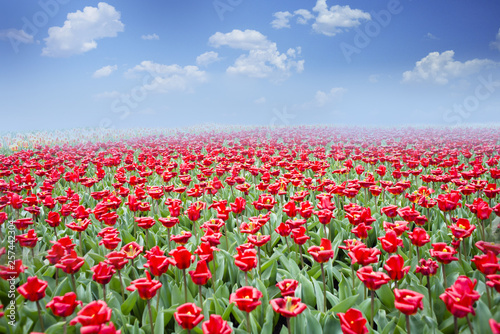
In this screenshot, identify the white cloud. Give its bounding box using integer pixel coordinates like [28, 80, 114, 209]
[0, 29, 34, 44]
[294, 9, 314, 24]
[42, 2, 124, 57]
[271, 11, 293, 29]
[402, 50, 497, 85]
[271, 1, 370, 37]
[196, 51, 220, 67]
[209, 29, 271, 50]
[254, 97, 266, 104]
[491, 28, 500, 51]
[92, 65, 117, 78]
[209, 29, 303, 81]
[126, 61, 207, 93]
[141, 33, 159, 40]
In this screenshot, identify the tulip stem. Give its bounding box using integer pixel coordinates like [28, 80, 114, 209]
[245, 272, 249, 286]
[299, 245, 304, 268]
[147, 299, 155, 334]
[183, 269, 188, 303]
[211, 260, 216, 290]
[53, 226, 57, 238]
[442, 264, 447, 289]
[102, 284, 107, 303]
[63, 318, 67, 334]
[156, 285, 161, 311]
[145, 229, 149, 250]
[287, 317, 292, 334]
[79, 231, 83, 256]
[167, 228, 171, 253]
[426, 276, 433, 315]
[466, 315, 474, 334]
[351, 265, 355, 290]
[118, 270, 125, 301]
[199, 285, 204, 316]
[71, 274, 77, 297]
[258, 247, 261, 280]
[406, 314, 411, 334]
[320, 263, 327, 312]
[370, 290, 374, 329]
[36, 300, 45, 332]
[487, 285, 492, 309]
[246, 311, 251, 333]
[453, 316, 458, 334]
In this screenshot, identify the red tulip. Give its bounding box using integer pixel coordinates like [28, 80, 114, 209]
[337, 308, 368, 334]
[15, 229, 38, 248]
[308, 238, 334, 263]
[270, 296, 307, 317]
[189, 260, 212, 285]
[202, 314, 232, 334]
[46, 292, 82, 317]
[348, 244, 381, 266]
[407, 227, 430, 247]
[91, 262, 116, 285]
[230, 286, 262, 312]
[126, 271, 162, 300]
[169, 246, 194, 270]
[55, 250, 85, 275]
[393, 289, 424, 315]
[174, 303, 204, 330]
[430, 243, 458, 264]
[234, 248, 257, 272]
[356, 266, 390, 290]
[378, 230, 403, 253]
[383, 254, 410, 281]
[471, 251, 500, 275]
[105, 251, 129, 270]
[486, 274, 500, 293]
[69, 300, 112, 328]
[0, 259, 27, 280]
[416, 258, 439, 277]
[17, 276, 48, 301]
[276, 279, 299, 297]
[439, 276, 480, 318]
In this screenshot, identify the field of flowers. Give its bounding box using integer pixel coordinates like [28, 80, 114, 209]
[0, 126, 499, 334]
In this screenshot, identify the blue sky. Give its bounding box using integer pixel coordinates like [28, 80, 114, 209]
[1, 0, 500, 132]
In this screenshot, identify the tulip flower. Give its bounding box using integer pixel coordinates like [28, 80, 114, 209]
[202, 314, 232, 334]
[377, 229, 403, 254]
[18, 276, 48, 331]
[308, 238, 334, 311]
[383, 254, 410, 286]
[276, 279, 299, 297]
[92, 262, 116, 302]
[394, 289, 424, 334]
[174, 303, 204, 333]
[430, 242, 458, 288]
[356, 266, 390, 328]
[189, 260, 212, 314]
[127, 271, 162, 333]
[170, 246, 195, 302]
[270, 297, 307, 333]
[230, 286, 262, 333]
[337, 308, 368, 334]
[55, 250, 85, 293]
[46, 291, 82, 317]
[69, 300, 118, 334]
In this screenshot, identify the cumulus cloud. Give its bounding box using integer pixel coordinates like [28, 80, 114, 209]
[424, 32, 438, 40]
[271, 11, 293, 29]
[196, 51, 220, 67]
[0, 29, 34, 44]
[141, 33, 159, 40]
[491, 28, 500, 51]
[297, 87, 346, 110]
[125, 60, 207, 93]
[209, 29, 303, 81]
[42, 2, 124, 57]
[93, 65, 117, 78]
[271, 0, 370, 37]
[402, 50, 497, 85]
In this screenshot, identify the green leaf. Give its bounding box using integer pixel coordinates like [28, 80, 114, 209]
[154, 307, 164, 334]
[121, 289, 139, 315]
[262, 304, 275, 334]
[221, 302, 234, 321]
[304, 308, 322, 334]
[377, 284, 395, 308]
[330, 295, 359, 314]
[473, 299, 493, 334]
[299, 273, 316, 307]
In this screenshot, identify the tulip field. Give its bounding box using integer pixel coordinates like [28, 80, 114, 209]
[0, 126, 500, 334]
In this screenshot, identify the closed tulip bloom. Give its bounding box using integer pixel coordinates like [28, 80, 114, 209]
[486, 274, 500, 293]
[17, 276, 48, 301]
[144, 255, 175, 277]
[394, 289, 424, 315]
[169, 246, 194, 270]
[189, 260, 212, 285]
[174, 303, 204, 330]
[270, 296, 307, 318]
[91, 262, 116, 285]
[105, 251, 129, 270]
[407, 228, 430, 247]
[383, 254, 410, 281]
[230, 286, 262, 313]
[416, 258, 439, 277]
[337, 308, 368, 334]
[234, 248, 257, 272]
[46, 292, 82, 318]
[348, 244, 381, 266]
